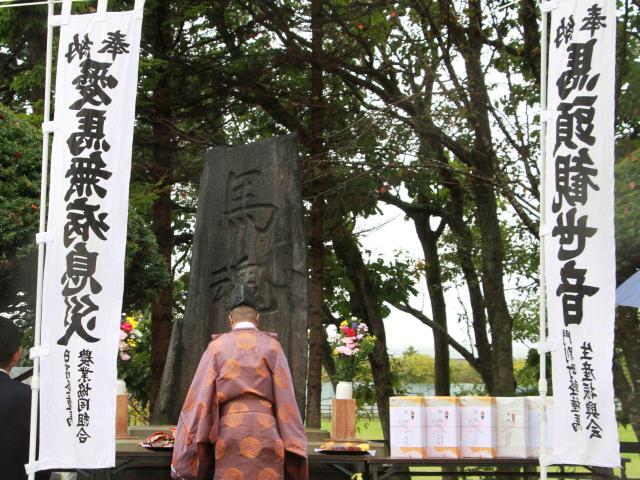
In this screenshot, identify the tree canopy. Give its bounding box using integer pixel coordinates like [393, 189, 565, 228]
[0, 0, 638, 439]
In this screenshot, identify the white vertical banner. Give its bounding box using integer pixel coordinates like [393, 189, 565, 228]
[37, 2, 143, 471]
[543, 0, 619, 468]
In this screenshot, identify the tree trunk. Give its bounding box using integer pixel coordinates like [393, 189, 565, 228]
[306, 196, 325, 428]
[331, 225, 394, 445]
[148, 124, 175, 415]
[147, 0, 176, 416]
[457, 0, 515, 395]
[614, 307, 640, 439]
[471, 176, 515, 395]
[439, 165, 495, 392]
[518, 0, 541, 83]
[412, 212, 450, 395]
[305, 0, 326, 429]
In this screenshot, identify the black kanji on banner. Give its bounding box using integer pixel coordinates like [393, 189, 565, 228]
[98, 30, 130, 59]
[57, 29, 131, 445]
[552, 148, 600, 212]
[580, 4, 607, 37]
[551, 1, 610, 441]
[555, 15, 575, 47]
[555, 39, 599, 100]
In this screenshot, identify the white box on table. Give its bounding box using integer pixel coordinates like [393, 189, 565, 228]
[495, 397, 528, 458]
[424, 396, 461, 458]
[526, 396, 554, 458]
[460, 396, 496, 458]
[390, 396, 426, 458]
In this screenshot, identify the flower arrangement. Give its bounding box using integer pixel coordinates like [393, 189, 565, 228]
[330, 319, 376, 382]
[119, 315, 142, 362]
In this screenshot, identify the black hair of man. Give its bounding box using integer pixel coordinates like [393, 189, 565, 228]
[0, 317, 21, 369]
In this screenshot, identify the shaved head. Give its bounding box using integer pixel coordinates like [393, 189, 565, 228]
[229, 305, 259, 327]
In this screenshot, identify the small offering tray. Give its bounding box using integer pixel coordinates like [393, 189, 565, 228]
[139, 430, 175, 451]
[316, 439, 375, 456]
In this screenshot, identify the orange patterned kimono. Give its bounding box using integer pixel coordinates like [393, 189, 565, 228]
[171, 328, 308, 480]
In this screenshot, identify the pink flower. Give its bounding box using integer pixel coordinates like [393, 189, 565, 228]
[119, 331, 128, 341]
[336, 346, 354, 356]
[118, 341, 129, 352]
[356, 334, 364, 340]
[119, 352, 131, 361]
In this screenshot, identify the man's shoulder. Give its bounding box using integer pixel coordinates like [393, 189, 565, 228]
[260, 330, 279, 339]
[208, 330, 282, 350]
[13, 378, 31, 397]
[210, 329, 279, 340]
[0, 374, 30, 399]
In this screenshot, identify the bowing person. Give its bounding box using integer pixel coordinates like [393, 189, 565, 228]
[171, 283, 308, 480]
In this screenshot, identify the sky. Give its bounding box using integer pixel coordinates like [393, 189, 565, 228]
[356, 202, 532, 359]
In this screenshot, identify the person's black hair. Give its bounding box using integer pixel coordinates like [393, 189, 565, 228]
[0, 318, 21, 368]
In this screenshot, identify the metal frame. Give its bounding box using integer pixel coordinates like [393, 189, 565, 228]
[539, 3, 551, 479]
[27, 0, 55, 479]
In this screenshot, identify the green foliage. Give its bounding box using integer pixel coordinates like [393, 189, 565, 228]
[615, 147, 640, 279]
[391, 348, 435, 385]
[117, 312, 152, 408]
[122, 208, 172, 312]
[0, 7, 47, 109]
[515, 348, 552, 396]
[0, 105, 40, 327]
[324, 246, 418, 323]
[389, 348, 484, 389]
[509, 296, 540, 344]
[0, 1, 638, 430]
[449, 359, 484, 385]
[615, 5, 640, 140]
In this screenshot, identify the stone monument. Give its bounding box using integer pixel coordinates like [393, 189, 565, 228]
[155, 135, 308, 421]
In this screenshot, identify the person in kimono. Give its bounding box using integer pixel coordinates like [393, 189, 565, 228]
[171, 284, 308, 480]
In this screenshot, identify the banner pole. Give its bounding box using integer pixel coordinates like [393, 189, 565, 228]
[27, 0, 55, 477]
[539, 4, 550, 480]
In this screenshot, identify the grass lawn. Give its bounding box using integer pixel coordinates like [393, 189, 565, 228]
[320, 418, 639, 479]
[620, 424, 639, 479]
[321, 417, 384, 441]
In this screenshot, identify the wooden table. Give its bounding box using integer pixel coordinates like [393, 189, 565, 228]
[366, 457, 616, 480]
[67, 442, 618, 479]
[71, 440, 172, 479]
[70, 440, 368, 479]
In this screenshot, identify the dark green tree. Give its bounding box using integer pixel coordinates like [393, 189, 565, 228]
[0, 104, 40, 330]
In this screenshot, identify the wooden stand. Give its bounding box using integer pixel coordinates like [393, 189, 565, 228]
[331, 399, 356, 440]
[116, 393, 129, 438]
